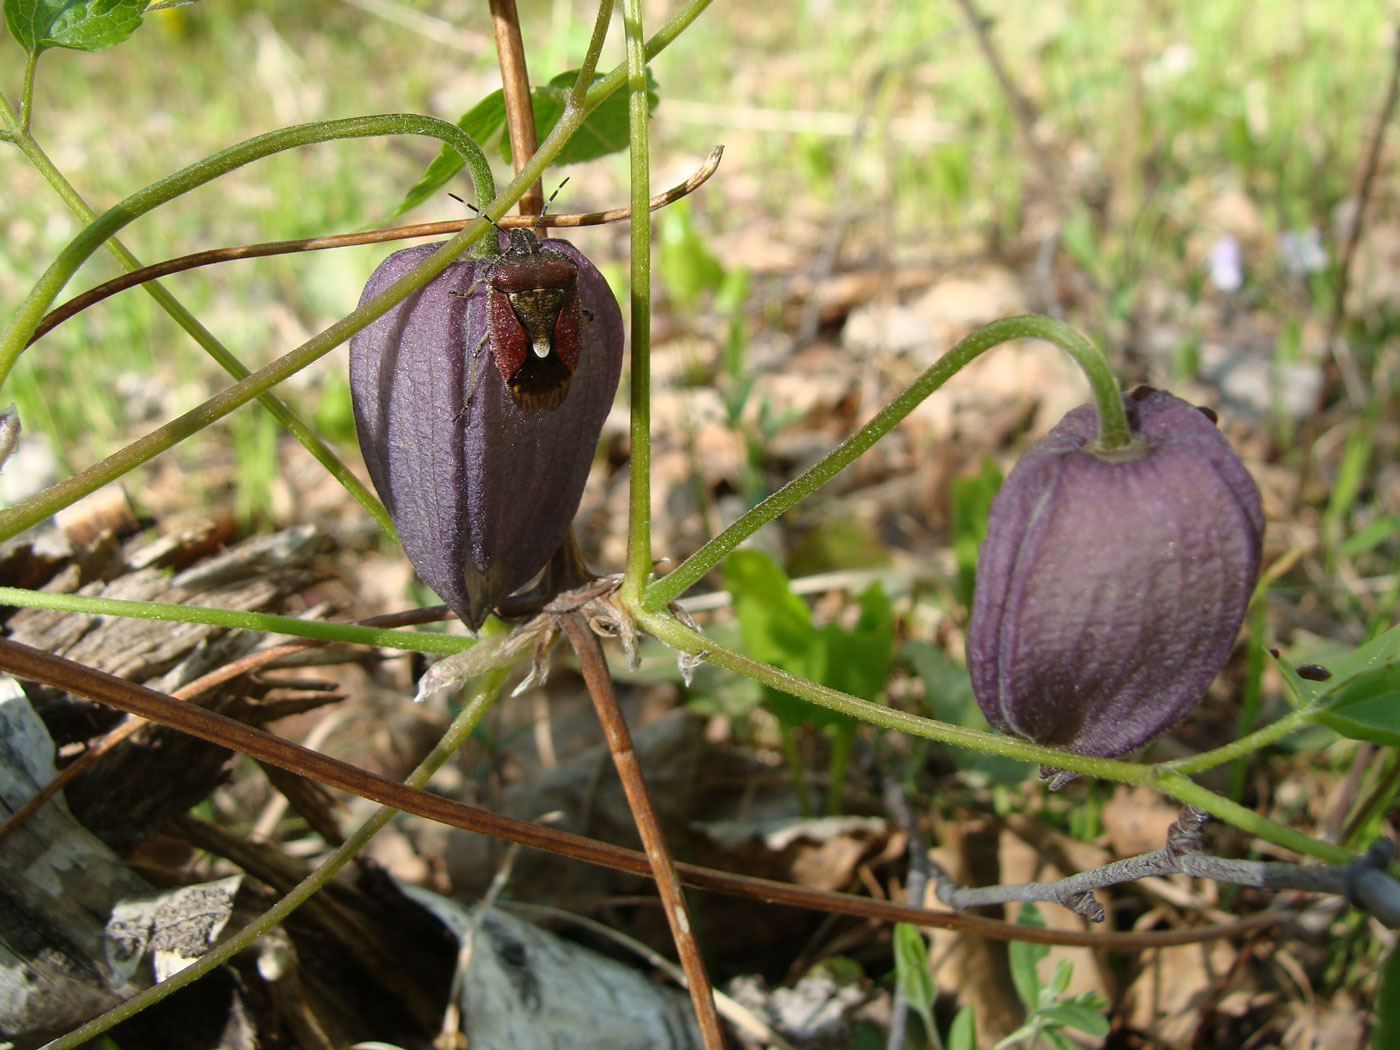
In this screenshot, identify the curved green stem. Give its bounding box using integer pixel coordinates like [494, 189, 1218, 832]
[0, 113, 493, 387]
[44, 658, 508, 1050]
[0, 586, 472, 655]
[0, 6, 712, 544]
[1159, 705, 1316, 776]
[0, 206, 492, 542]
[1149, 771, 1353, 865]
[643, 315, 1129, 610]
[621, 0, 654, 604]
[5, 121, 417, 536]
[636, 607, 1354, 864]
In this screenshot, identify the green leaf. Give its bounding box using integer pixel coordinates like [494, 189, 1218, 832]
[726, 550, 844, 730]
[1040, 1029, 1077, 1050]
[950, 457, 1002, 609]
[5, 0, 144, 54]
[947, 1005, 978, 1050]
[1375, 943, 1400, 1050]
[892, 922, 936, 1019]
[658, 198, 726, 311]
[1008, 904, 1048, 1009]
[819, 582, 894, 700]
[1310, 663, 1400, 746]
[902, 640, 1025, 785]
[1338, 514, 1400, 558]
[726, 549, 816, 666]
[1280, 622, 1400, 706]
[393, 93, 506, 216]
[1037, 1002, 1111, 1038]
[509, 67, 661, 168]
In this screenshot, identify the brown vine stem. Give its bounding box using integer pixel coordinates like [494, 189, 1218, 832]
[560, 611, 725, 1049]
[489, 0, 544, 217]
[0, 635, 1286, 950]
[27, 148, 723, 347]
[0, 604, 450, 847]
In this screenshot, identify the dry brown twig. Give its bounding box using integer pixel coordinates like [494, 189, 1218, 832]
[488, 0, 544, 218]
[27, 148, 724, 347]
[0, 632, 1289, 951]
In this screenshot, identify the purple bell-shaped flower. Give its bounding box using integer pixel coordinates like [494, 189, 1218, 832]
[967, 387, 1264, 761]
[349, 232, 624, 629]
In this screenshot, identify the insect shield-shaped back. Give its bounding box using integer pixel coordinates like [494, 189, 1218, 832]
[487, 228, 583, 412]
[349, 235, 623, 630]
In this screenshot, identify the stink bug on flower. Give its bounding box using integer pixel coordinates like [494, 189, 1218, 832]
[458, 182, 587, 412]
[485, 227, 582, 411]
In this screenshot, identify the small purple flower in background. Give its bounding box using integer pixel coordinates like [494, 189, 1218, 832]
[1207, 235, 1244, 293]
[967, 388, 1263, 770]
[349, 234, 624, 629]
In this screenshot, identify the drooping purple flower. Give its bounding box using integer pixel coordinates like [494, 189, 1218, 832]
[349, 233, 623, 629]
[967, 387, 1264, 760]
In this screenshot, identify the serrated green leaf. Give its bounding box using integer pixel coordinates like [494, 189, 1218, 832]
[947, 1005, 978, 1050]
[5, 0, 144, 53]
[892, 923, 935, 1018]
[393, 93, 506, 216]
[1008, 904, 1048, 1009]
[1037, 1002, 1111, 1038]
[1375, 944, 1400, 1050]
[1310, 663, 1400, 746]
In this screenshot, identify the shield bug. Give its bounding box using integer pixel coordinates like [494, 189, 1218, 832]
[457, 185, 588, 413]
[484, 226, 583, 411]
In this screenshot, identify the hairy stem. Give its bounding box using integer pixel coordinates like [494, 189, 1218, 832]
[643, 315, 1128, 610]
[637, 606, 1355, 864]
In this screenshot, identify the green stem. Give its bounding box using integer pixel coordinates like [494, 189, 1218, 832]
[826, 724, 853, 816]
[1151, 772, 1353, 864]
[1158, 705, 1316, 777]
[572, 0, 615, 98]
[45, 661, 508, 1050]
[0, 113, 493, 387]
[1228, 604, 1269, 800]
[0, 7, 710, 544]
[621, 0, 654, 603]
[0, 587, 471, 655]
[0, 208, 489, 543]
[778, 724, 814, 816]
[636, 607, 1353, 863]
[581, 0, 716, 112]
[19, 53, 37, 131]
[643, 315, 1129, 610]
